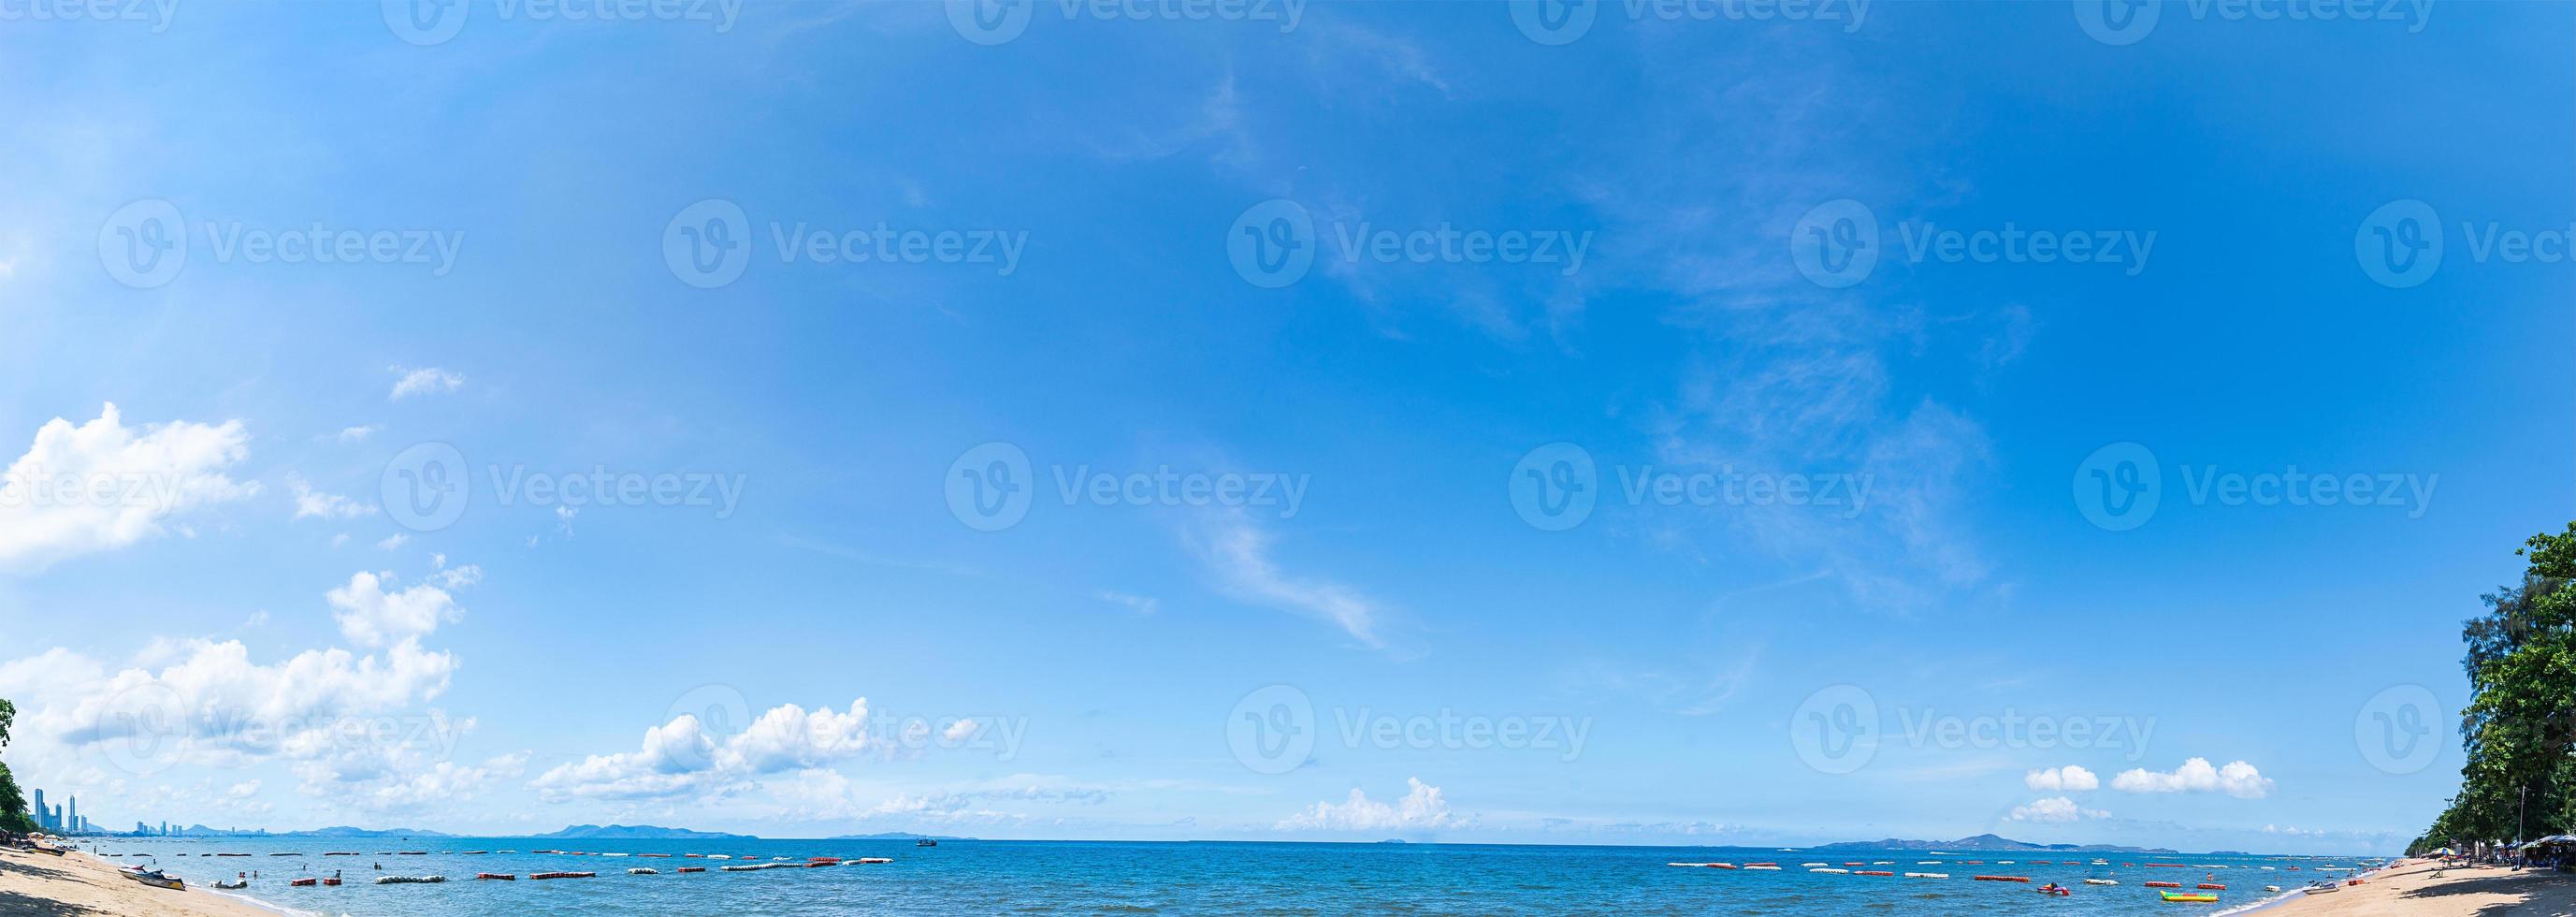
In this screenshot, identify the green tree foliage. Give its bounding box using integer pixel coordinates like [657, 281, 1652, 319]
[2413, 524, 2576, 853]
[0, 697, 34, 834]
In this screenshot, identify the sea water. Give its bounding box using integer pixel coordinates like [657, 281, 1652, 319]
[92, 837, 2372, 915]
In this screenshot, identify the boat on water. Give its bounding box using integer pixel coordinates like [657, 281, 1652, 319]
[629, 867, 658, 875]
[917, 838, 938, 847]
[2082, 879, 2119, 885]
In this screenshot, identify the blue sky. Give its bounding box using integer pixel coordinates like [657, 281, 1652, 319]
[0, 0, 2566, 854]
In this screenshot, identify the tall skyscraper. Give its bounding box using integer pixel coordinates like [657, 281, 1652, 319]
[30, 789, 42, 830]
[65, 795, 76, 834]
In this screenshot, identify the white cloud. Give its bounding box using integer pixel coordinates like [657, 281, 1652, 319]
[289, 475, 375, 520]
[2110, 758, 2274, 799]
[1277, 778, 1461, 831]
[326, 571, 461, 648]
[335, 425, 379, 444]
[389, 366, 465, 400]
[2023, 764, 2099, 793]
[432, 564, 483, 590]
[529, 699, 875, 801]
[376, 533, 408, 551]
[1196, 515, 1385, 648]
[2008, 796, 2107, 822]
[0, 619, 460, 775]
[0, 403, 257, 573]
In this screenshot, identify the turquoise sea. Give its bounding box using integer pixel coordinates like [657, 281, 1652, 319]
[90, 837, 2384, 915]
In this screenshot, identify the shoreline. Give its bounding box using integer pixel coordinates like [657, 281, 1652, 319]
[0, 846, 282, 916]
[2233, 856, 2576, 915]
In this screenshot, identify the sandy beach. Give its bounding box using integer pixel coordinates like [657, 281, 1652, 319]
[0, 846, 277, 917]
[2257, 858, 2576, 916]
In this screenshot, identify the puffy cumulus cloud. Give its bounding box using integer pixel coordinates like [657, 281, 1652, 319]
[2024, 764, 2100, 793]
[2008, 796, 2108, 822]
[2110, 758, 2274, 799]
[1277, 778, 1464, 832]
[326, 572, 462, 648]
[529, 699, 875, 801]
[388, 366, 464, 400]
[0, 571, 468, 788]
[0, 403, 256, 573]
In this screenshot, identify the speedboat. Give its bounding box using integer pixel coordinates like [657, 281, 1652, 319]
[917, 838, 937, 847]
[123, 869, 185, 891]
